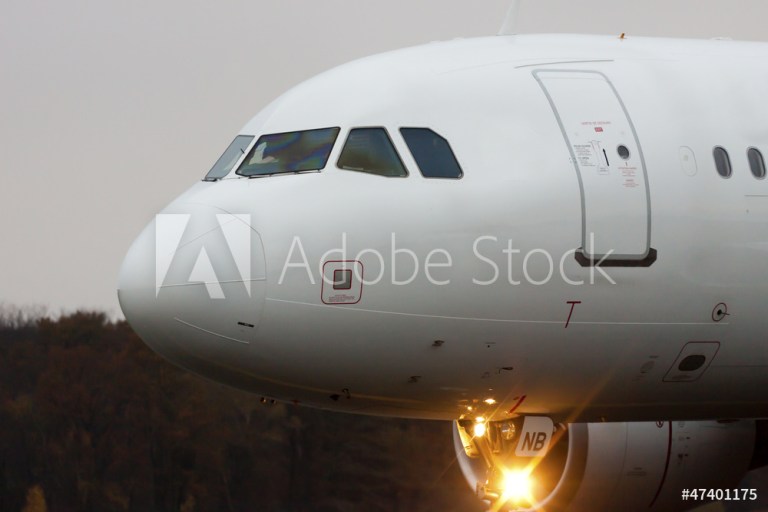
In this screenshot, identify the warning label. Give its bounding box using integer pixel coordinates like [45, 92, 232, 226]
[573, 144, 597, 168]
[327, 294, 356, 304]
[620, 166, 640, 188]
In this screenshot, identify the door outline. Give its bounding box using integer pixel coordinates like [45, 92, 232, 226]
[534, 69, 656, 267]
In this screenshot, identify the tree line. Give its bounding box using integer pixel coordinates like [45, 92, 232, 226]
[0, 311, 482, 512]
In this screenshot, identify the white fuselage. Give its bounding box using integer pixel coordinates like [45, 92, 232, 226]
[119, 34, 768, 425]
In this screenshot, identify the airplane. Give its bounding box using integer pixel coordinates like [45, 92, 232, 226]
[118, 32, 768, 511]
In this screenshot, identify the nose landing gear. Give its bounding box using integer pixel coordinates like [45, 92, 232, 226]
[455, 417, 562, 511]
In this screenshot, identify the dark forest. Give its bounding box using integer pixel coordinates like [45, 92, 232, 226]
[3, 311, 767, 512]
[0, 311, 484, 512]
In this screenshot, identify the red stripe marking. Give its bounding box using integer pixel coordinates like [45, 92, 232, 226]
[508, 395, 527, 415]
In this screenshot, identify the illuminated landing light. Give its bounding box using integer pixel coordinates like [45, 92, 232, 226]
[501, 469, 535, 505]
[473, 418, 487, 438]
[484, 398, 497, 405]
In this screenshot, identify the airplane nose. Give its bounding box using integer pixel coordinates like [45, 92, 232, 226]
[118, 202, 266, 373]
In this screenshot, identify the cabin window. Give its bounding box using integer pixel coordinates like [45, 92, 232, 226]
[204, 135, 254, 180]
[748, 148, 766, 179]
[236, 127, 340, 177]
[400, 128, 463, 179]
[337, 128, 407, 177]
[713, 147, 732, 178]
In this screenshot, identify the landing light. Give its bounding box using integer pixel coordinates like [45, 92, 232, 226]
[484, 398, 497, 405]
[473, 419, 487, 438]
[501, 469, 535, 504]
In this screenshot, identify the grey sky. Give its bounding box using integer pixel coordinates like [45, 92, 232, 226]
[2, 0, 768, 318]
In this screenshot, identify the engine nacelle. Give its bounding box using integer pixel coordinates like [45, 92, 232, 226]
[453, 420, 755, 511]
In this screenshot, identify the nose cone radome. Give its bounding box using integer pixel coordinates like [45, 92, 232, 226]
[118, 203, 266, 373]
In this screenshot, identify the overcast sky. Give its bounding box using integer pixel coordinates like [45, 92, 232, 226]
[3, 0, 768, 318]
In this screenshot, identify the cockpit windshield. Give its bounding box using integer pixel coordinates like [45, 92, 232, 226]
[204, 135, 254, 181]
[236, 127, 340, 177]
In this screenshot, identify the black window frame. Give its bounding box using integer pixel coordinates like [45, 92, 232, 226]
[400, 127, 464, 179]
[713, 146, 732, 179]
[336, 127, 409, 178]
[748, 147, 766, 179]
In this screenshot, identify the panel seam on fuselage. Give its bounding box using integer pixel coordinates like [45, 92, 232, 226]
[265, 298, 723, 326]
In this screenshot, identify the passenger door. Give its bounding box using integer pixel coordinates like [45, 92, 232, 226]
[534, 70, 654, 266]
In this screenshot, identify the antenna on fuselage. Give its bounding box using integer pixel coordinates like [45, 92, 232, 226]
[498, 0, 522, 35]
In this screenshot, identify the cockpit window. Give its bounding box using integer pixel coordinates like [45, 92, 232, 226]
[204, 135, 254, 181]
[337, 128, 407, 177]
[236, 127, 340, 177]
[400, 128, 463, 179]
